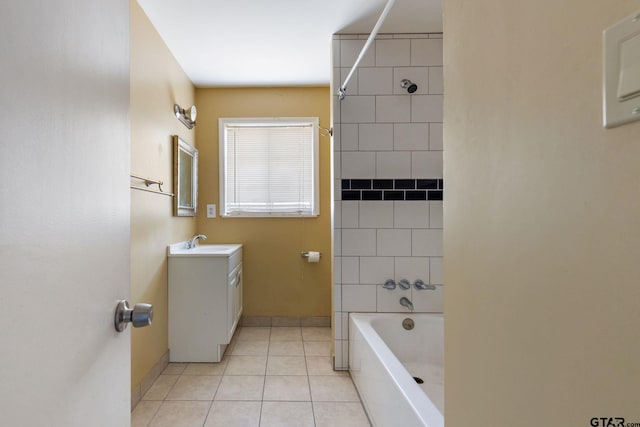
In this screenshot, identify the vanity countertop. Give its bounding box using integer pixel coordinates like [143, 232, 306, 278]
[167, 242, 242, 257]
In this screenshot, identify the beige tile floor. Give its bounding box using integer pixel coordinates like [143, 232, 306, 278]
[132, 326, 371, 427]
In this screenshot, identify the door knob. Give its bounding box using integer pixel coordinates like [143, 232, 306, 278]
[114, 300, 153, 332]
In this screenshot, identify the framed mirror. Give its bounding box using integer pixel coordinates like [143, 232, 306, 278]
[173, 135, 198, 216]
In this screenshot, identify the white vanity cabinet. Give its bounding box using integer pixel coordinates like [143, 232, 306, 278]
[167, 243, 243, 362]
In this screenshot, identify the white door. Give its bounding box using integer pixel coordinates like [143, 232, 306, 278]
[0, 1, 131, 426]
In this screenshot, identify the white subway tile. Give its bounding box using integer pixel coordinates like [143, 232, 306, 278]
[341, 124, 358, 151]
[334, 201, 342, 229]
[342, 257, 360, 284]
[334, 153, 341, 179]
[393, 67, 428, 95]
[340, 39, 375, 67]
[394, 123, 429, 151]
[429, 123, 443, 150]
[342, 152, 375, 179]
[411, 285, 443, 313]
[342, 229, 376, 256]
[376, 39, 411, 66]
[342, 285, 377, 311]
[332, 124, 341, 152]
[340, 68, 358, 96]
[359, 124, 393, 151]
[377, 229, 412, 256]
[412, 151, 443, 178]
[412, 229, 443, 256]
[333, 95, 341, 124]
[332, 70, 341, 100]
[334, 312, 342, 339]
[341, 201, 359, 228]
[359, 201, 394, 228]
[359, 256, 395, 285]
[333, 285, 342, 312]
[429, 201, 443, 229]
[428, 67, 444, 94]
[334, 178, 342, 200]
[334, 229, 341, 256]
[396, 34, 430, 39]
[334, 257, 342, 285]
[358, 67, 393, 95]
[394, 201, 430, 229]
[376, 95, 411, 123]
[411, 95, 443, 123]
[411, 39, 443, 66]
[376, 152, 411, 179]
[430, 257, 443, 285]
[342, 312, 349, 342]
[334, 340, 345, 369]
[394, 257, 429, 283]
[342, 339, 349, 368]
[377, 285, 411, 312]
[341, 96, 375, 123]
[332, 39, 340, 67]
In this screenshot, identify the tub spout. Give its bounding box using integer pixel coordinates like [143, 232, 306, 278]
[399, 297, 413, 311]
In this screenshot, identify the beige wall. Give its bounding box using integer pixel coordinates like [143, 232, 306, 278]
[130, 0, 196, 391]
[444, 0, 640, 424]
[195, 87, 332, 317]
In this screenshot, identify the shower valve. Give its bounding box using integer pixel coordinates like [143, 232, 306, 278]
[382, 279, 396, 290]
[398, 279, 411, 290]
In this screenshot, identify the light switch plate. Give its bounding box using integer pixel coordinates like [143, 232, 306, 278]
[207, 204, 216, 218]
[603, 10, 640, 128]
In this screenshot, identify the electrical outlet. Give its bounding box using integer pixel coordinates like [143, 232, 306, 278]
[206, 204, 216, 218]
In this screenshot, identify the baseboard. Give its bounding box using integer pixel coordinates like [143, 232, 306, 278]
[240, 316, 331, 327]
[131, 350, 169, 411]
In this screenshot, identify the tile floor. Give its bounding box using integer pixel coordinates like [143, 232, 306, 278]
[132, 326, 371, 427]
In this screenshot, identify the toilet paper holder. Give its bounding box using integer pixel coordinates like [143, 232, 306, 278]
[301, 251, 322, 259]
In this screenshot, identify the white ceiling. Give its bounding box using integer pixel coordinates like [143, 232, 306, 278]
[137, 0, 442, 87]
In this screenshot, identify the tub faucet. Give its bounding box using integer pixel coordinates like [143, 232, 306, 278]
[186, 234, 207, 249]
[414, 279, 436, 291]
[399, 297, 414, 311]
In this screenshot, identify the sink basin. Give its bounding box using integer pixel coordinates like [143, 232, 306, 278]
[168, 243, 242, 257]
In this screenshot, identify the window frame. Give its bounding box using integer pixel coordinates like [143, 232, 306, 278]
[218, 117, 320, 218]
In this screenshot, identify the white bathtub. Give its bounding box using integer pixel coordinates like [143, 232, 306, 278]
[349, 313, 444, 427]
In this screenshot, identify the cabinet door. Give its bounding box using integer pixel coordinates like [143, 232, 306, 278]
[236, 267, 243, 321]
[228, 265, 242, 341]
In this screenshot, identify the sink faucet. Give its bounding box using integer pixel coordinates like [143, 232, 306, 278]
[399, 297, 414, 311]
[186, 234, 207, 249]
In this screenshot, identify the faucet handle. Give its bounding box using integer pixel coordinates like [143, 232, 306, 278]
[414, 279, 435, 290]
[382, 279, 396, 290]
[398, 279, 411, 290]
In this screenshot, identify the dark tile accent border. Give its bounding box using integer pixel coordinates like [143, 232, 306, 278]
[342, 179, 443, 201]
[351, 179, 372, 189]
[417, 179, 438, 189]
[362, 190, 383, 200]
[373, 179, 393, 189]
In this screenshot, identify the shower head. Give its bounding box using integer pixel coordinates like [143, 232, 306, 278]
[400, 79, 418, 94]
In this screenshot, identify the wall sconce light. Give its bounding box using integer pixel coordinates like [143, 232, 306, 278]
[174, 104, 197, 129]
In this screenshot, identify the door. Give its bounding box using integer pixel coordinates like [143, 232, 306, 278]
[0, 1, 131, 426]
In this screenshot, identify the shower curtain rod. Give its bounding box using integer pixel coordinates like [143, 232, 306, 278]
[338, 0, 396, 100]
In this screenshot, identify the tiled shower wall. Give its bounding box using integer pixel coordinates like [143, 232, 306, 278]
[332, 33, 443, 369]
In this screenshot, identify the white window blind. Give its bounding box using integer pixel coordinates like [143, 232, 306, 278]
[219, 118, 319, 217]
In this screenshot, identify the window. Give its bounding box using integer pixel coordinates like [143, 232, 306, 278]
[219, 117, 319, 217]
